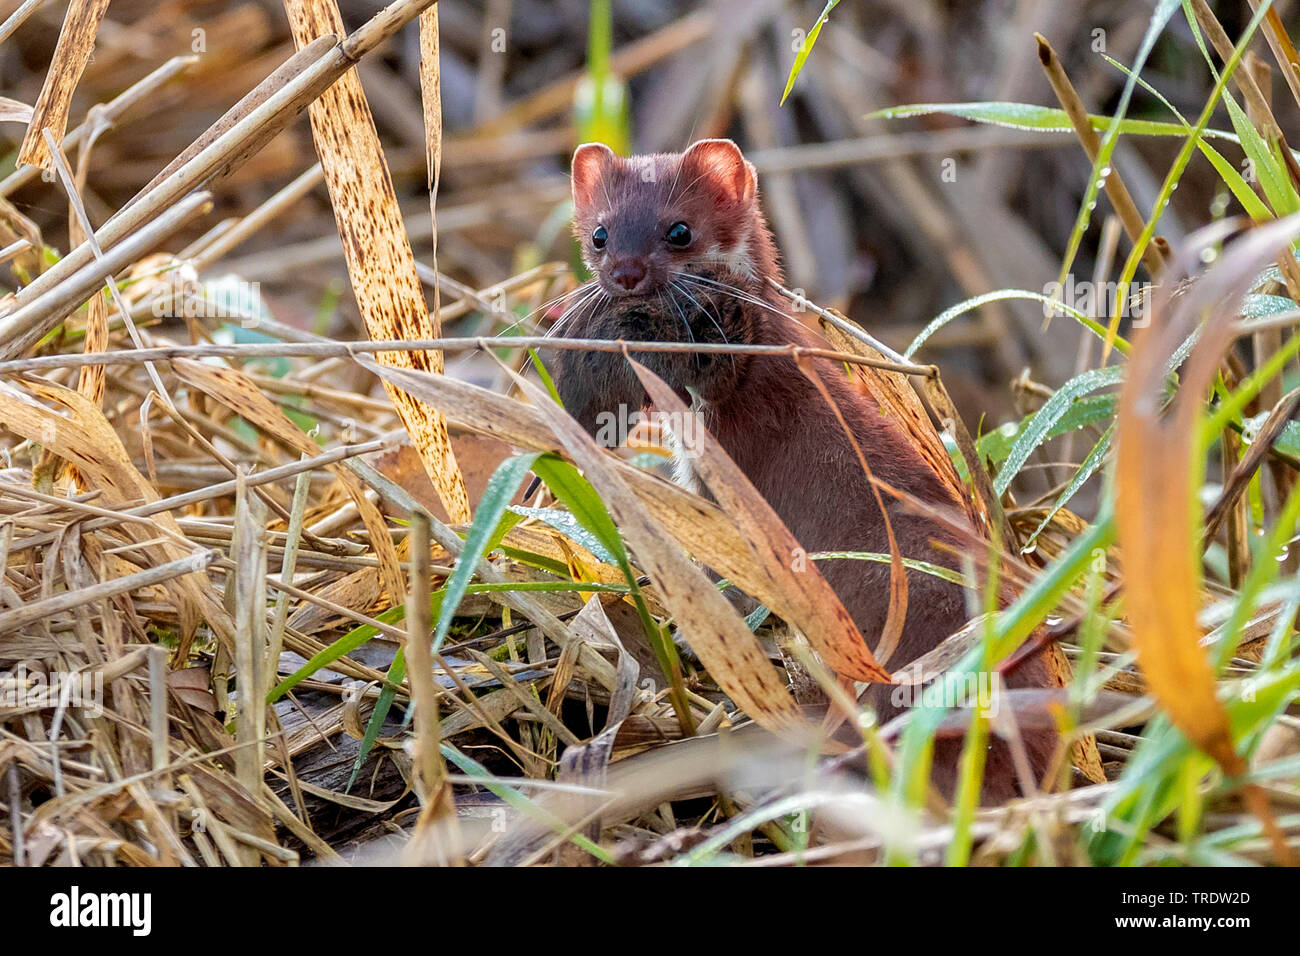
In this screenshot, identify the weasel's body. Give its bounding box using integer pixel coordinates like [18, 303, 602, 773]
[550, 140, 1054, 799]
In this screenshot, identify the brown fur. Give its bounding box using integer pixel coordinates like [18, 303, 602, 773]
[550, 140, 1055, 801]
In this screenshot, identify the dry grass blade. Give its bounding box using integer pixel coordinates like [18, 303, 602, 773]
[0, 548, 214, 635]
[0, 0, 46, 45]
[0, 97, 33, 124]
[629, 357, 892, 683]
[170, 357, 406, 608]
[502, 366, 805, 739]
[0, 377, 235, 656]
[1119, 230, 1269, 759]
[285, 0, 469, 524]
[1248, 1, 1300, 112]
[131, 38, 335, 204]
[0, 1, 440, 359]
[1204, 387, 1300, 542]
[0, 191, 213, 349]
[1116, 218, 1300, 863]
[0, 55, 198, 199]
[231, 475, 269, 805]
[15, 0, 110, 171]
[1034, 33, 1167, 276]
[401, 512, 461, 866]
[418, 5, 442, 322]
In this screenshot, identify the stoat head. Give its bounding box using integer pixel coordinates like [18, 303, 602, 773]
[569, 138, 781, 299]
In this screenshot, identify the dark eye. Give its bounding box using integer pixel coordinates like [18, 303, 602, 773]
[666, 221, 692, 247]
[592, 225, 608, 250]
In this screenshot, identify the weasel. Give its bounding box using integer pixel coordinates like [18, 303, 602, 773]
[548, 139, 1055, 800]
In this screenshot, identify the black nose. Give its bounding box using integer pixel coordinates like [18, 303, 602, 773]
[611, 260, 647, 291]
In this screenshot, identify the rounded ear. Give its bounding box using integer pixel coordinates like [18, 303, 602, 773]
[571, 142, 617, 209]
[681, 138, 756, 204]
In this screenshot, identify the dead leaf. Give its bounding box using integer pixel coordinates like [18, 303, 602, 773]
[0, 377, 234, 658]
[0, 97, 33, 125]
[172, 357, 406, 609]
[17, 0, 111, 171]
[630, 358, 892, 683]
[503, 365, 805, 738]
[1116, 219, 1300, 863]
[284, 0, 469, 524]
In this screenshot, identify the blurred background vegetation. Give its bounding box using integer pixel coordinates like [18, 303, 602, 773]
[5, 0, 1294, 423]
[5, 0, 1300, 866]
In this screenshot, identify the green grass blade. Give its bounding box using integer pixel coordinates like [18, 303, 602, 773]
[904, 289, 1130, 360]
[1023, 423, 1116, 549]
[1057, 0, 1181, 285]
[781, 0, 841, 105]
[508, 504, 619, 563]
[1104, 0, 1275, 355]
[994, 366, 1125, 496]
[868, 101, 1234, 140]
[433, 453, 541, 653]
[529, 454, 694, 732]
[1101, 52, 1273, 222]
[977, 394, 1117, 465]
[347, 646, 408, 791]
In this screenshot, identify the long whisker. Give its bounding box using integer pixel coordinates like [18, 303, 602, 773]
[661, 282, 696, 345]
[669, 277, 726, 345]
[498, 282, 595, 337]
[546, 287, 605, 343]
[544, 284, 604, 340]
[669, 276, 736, 376]
[674, 272, 792, 323]
[568, 287, 606, 335]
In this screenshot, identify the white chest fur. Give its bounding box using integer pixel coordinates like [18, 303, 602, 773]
[661, 398, 707, 496]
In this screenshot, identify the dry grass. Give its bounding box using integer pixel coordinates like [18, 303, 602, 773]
[1, 1, 1299, 868]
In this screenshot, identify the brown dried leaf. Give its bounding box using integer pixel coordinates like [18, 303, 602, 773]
[284, 0, 469, 524]
[1116, 219, 1300, 866]
[630, 358, 891, 684]
[1117, 296, 1243, 770]
[0, 97, 33, 125]
[0, 378, 233, 656]
[504, 366, 805, 738]
[17, 0, 111, 171]
[171, 357, 405, 607]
